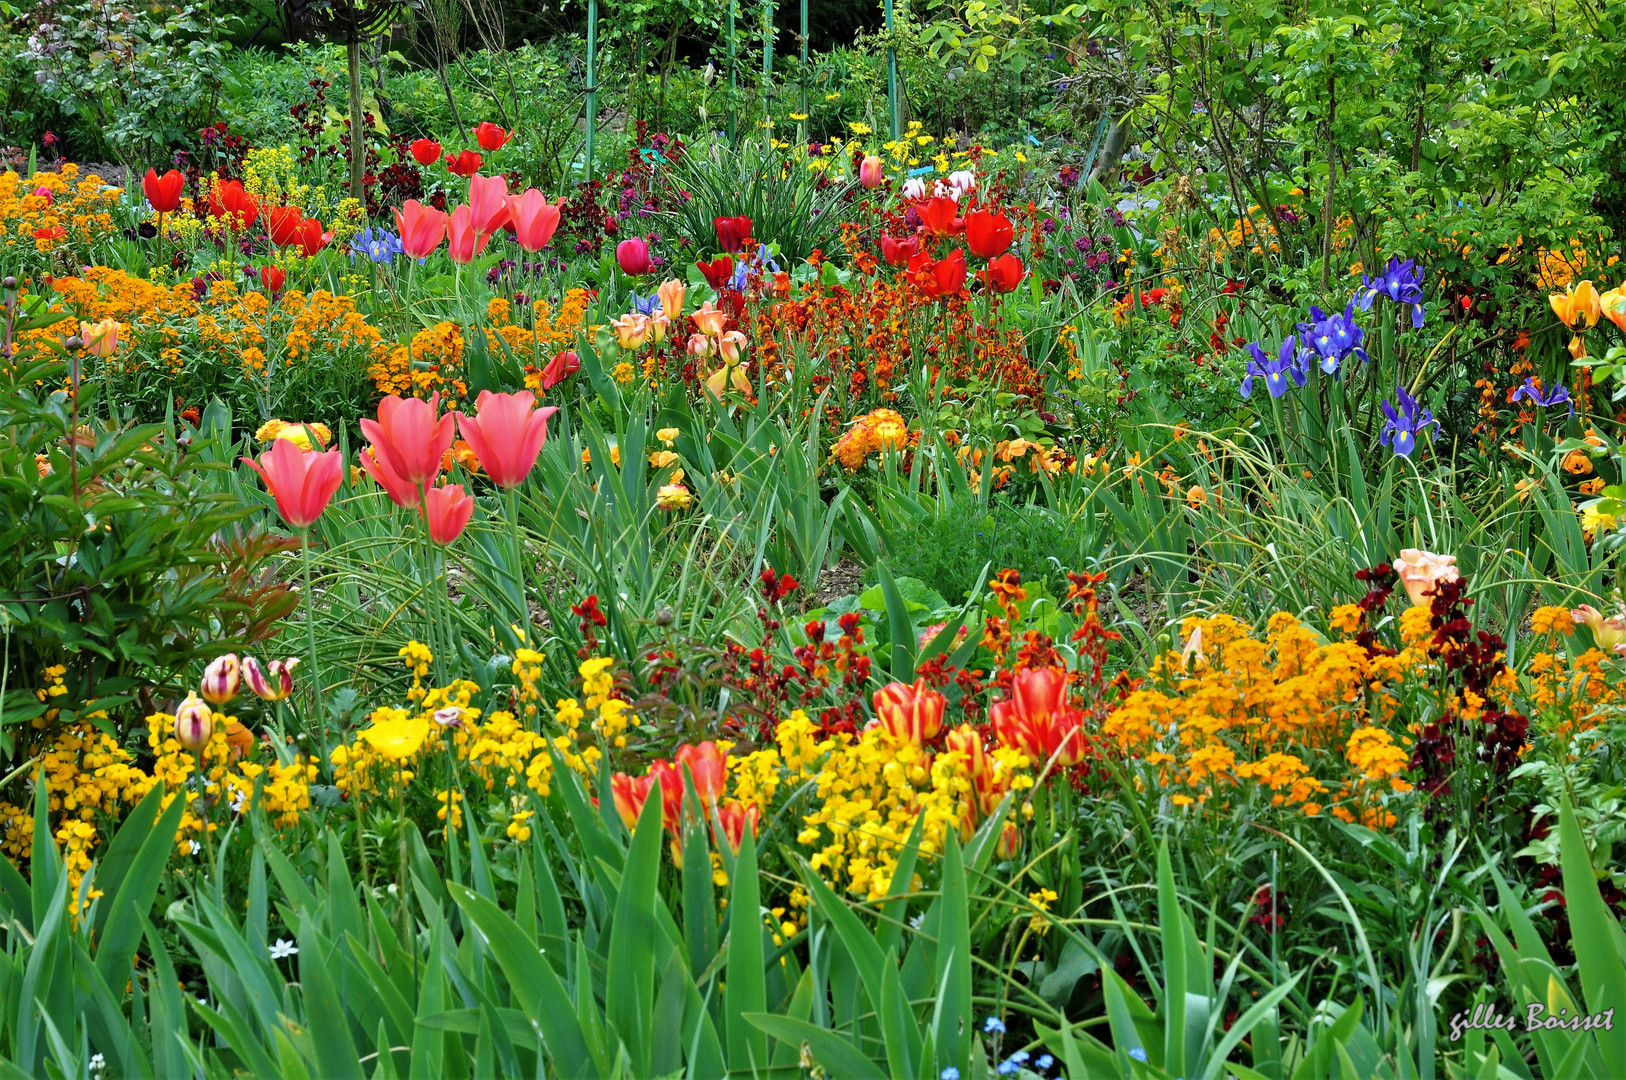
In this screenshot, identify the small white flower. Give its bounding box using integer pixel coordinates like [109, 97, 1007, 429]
[909, 912, 925, 929]
[230, 792, 246, 813]
[188, 840, 200, 855]
[269, 938, 298, 960]
[88, 1054, 106, 1075]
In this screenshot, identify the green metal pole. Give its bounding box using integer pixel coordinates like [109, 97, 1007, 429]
[884, 0, 899, 141]
[585, 0, 598, 181]
[763, 0, 774, 144]
[728, 0, 738, 144]
[799, 0, 808, 126]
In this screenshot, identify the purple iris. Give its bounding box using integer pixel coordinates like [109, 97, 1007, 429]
[1379, 385, 1439, 457]
[1298, 299, 1368, 375]
[629, 290, 662, 316]
[1510, 376, 1573, 414]
[1240, 336, 1310, 399]
[1358, 256, 1427, 328]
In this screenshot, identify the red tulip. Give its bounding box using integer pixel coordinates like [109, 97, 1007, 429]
[990, 667, 1087, 767]
[696, 256, 734, 290]
[984, 253, 1025, 293]
[915, 196, 963, 237]
[142, 168, 184, 213]
[872, 678, 947, 744]
[610, 772, 653, 830]
[540, 349, 580, 390]
[410, 138, 443, 166]
[444, 150, 483, 177]
[447, 204, 491, 264]
[474, 122, 510, 151]
[880, 235, 921, 266]
[360, 392, 457, 495]
[674, 741, 728, 804]
[293, 218, 334, 257]
[507, 189, 560, 252]
[423, 483, 475, 545]
[259, 265, 286, 296]
[714, 215, 753, 255]
[241, 439, 344, 529]
[617, 237, 653, 276]
[713, 801, 759, 854]
[455, 390, 559, 488]
[395, 199, 448, 259]
[644, 762, 686, 833]
[358, 444, 420, 507]
[915, 249, 967, 300]
[467, 173, 511, 237]
[267, 205, 305, 247]
[965, 209, 1014, 258]
[209, 180, 259, 230]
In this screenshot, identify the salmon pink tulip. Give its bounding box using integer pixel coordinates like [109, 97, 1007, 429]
[468, 173, 511, 237]
[657, 277, 686, 320]
[395, 200, 448, 259]
[241, 438, 344, 529]
[423, 483, 475, 546]
[361, 392, 457, 494]
[447, 204, 491, 264]
[455, 390, 559, 488]
[358, 446, 422, 508]
[143, 168, 184, 213]
[507, 188, 560, 252]
[859, 155, 885, 188]
[691, 299, 728, 337]
[718, 329, 747, 363]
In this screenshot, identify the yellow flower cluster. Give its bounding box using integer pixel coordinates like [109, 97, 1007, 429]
[1108, 611, 1418, 822]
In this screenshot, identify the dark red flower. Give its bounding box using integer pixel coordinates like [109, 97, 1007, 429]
[714, 215, 753, 255]
[880, 235, 921, 266]
[697, 256, 734, 290]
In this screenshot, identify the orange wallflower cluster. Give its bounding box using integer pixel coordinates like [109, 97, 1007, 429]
[831, 407, 912, 470]
[0, 165, 121, 255]
[1105, 611, 1415, 824]
[369, 291, 589, 408]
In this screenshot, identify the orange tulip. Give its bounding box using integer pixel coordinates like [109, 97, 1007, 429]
[714, 800, 760, 853]
[1601, 285, 1626, 333]
[610, 772, 653, 830]
[692, 300, 728, 337]
[872, 678, 947, 744]
[990, 667, 1086, 767]
[1550, 280, 1601, 328]
[657, 278, 686, 321]
[675, 741, 728, 805]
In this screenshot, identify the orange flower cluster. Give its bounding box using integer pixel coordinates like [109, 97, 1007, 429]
[0, 165, 121, 255]
[831, 407, 911, 470]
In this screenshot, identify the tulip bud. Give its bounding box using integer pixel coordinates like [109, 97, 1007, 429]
[718, 330, 748, 364]
[859, 155, 885, 188]
[200, 653, 241, 705]
[997, 820, 1021, 859]
[174, 693, 214, 753]
[687, 333, 714, 360]
[243, 656, 299, 702]
[616, 237, 653, 276]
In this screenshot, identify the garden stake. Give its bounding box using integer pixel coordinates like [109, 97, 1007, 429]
[584, 0, 599, 181]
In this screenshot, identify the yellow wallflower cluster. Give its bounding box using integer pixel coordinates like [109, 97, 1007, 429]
[0, 166, 121, 255]
[1107, 611, 1418, 822]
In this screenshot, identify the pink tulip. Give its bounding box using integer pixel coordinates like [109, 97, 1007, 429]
[360, 393, 456, 495]
[507, 189, 561, 252]
[424, 483, 475, 546]
[617, 237, 652, 276]
[241, 439, 344, 529]
[467, 173, 511, 238]
[456, 390, 559, 489]
[395, 199, 448, 259]
[447, 204, 491, 264]
[718, 330, 748, 363]
[687, 333, 713, 360]
[358, 446, 422, 508]
[859, 155, 885, 188]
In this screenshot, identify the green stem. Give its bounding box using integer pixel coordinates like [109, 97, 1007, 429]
[507, 486, 526, 627]
[300, 527, 330, 775]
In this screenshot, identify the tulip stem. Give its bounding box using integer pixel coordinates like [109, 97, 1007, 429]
[506, 486, 526, 625]
[299, 526, 329, 775]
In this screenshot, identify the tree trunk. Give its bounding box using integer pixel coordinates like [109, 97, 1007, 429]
[347, 37, 367, 203]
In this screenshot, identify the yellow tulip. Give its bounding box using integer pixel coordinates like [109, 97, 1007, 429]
[362, 716, 430, 761]
[1551, 280, 1601, 328]
[1601, 285, 1626, 333]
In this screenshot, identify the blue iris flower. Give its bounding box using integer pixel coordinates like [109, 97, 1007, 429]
[352, 227, 403, 264]
[1358, 255, 1427, 328]
[629, 290, 662, 315]
[1379, 385, 1439, 457]
[1297, 300, 1368, 375]
[755, 243, 782, 274]
[1240, 336, 1310, 399]
[1510, 376, 1573, 414]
